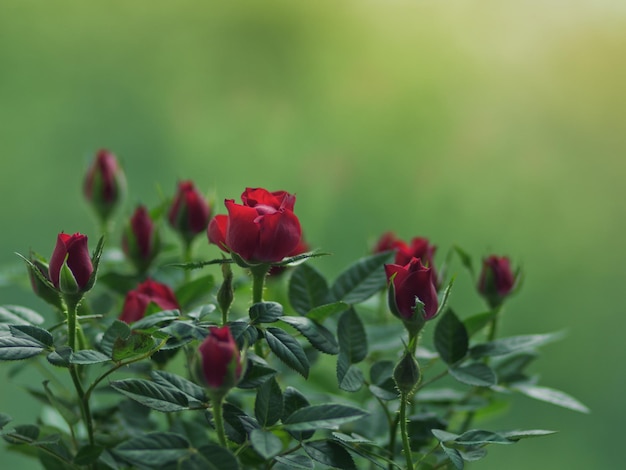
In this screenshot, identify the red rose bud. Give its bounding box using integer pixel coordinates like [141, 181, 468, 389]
[168, 181, 211, 244]
[83, 149, 125, 221]
[49, 233, 94, 294]
[122, 205, 160, 272]
[196, 326, 243, 393]
[220, 187, 302, 264]
[477, 255, 516, 308]
[385, 258, 438, 321]
[374, 232, 438, 286]
[119, 279, 180, 324]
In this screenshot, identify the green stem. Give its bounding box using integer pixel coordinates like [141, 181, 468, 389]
[212, 395, 227, 447]
[250, 265, 269, 304]
[183, 242, 193, 283]
[399, 393, 414, 470]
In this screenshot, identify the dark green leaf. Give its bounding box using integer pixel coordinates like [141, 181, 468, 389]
[97, 271, 141, 296]
[113, 432, 190, 467]
[159, 320, 207, 342]
[254, 376, 283, 427]
[493, 352, 537, 384]
[74, 445, 104, 465]
[151, 370, 208, 404]
[463, 311, 497, 337]
[221, 403, 258, 444]
[0, 335, 46, 360]
[175, 274, 214, 307]
[512, 383, 590, 413]
[454, 245, 475, 275]
[282, 386, 314, 441]
[337, 309, 367, 364]
[306, 301, 350, 323]
[433, 277, 455, 319]
[112, 332, 156, 362]
[471, 332, 564, 358]
[71, 349, 110, 365]
[192, 443, 240, 470]
[110, 378, 190, 412]
[304, 440, 356, 469]
[2, 424, 40, 444]
[250, 429, 283, 459]
[288, 264, 330, 315]
[434, 309, 468, 364]
[238, 356, 277, 389]
[458, 447, 488, 462]
[0, 413, 12, 430]
[274, 454, 315, 469]
[330, 252, 393, 304]
[337, 355, 364, 392]
[10, 324, 53, 347]
[228, 320, 259, 349]
[449, 363, 497, 387]
[0, 305, 44, 326]
[454, 429, 514, 445]
[331, 435, 390, 470]
[431, 429, 459, 442]
[47, 346, 72, 367]
[283, 404, 368, 431]
[249, 302, 284, 324]
[265, 327, 309, 378]
[281, 316, 339, 354]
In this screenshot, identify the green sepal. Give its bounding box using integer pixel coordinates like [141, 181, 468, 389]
[58, 257, 80, 294]
[83, 235, 105, 293]
[393, 349, 421, 395]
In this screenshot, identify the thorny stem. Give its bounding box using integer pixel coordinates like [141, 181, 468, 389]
[399, 393, 415, 470]
[212, 395, 227, 447]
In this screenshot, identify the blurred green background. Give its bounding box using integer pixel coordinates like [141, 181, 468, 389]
[1, 0, 624, 468]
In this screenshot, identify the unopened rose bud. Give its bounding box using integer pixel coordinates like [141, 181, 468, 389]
[477, 255, 516, 308]
[194, 326, 243, 396]
[168, 181, 211, 244]
[122, 205, 160, 273]
[83, 149, 125, 222]
[48, 233, 94, 294]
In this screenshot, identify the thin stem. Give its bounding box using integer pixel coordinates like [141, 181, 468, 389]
[183, 242, 193, 283]
[250, 265, 269, 304]
[414, 442, 441, 468]
[212, 395, 227, 447]
[399, 393, 414, 470]
[414, 369, 448, 392]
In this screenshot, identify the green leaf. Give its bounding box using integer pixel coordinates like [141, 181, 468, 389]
[237, 356, 277, 389]
[500, 429, 558, 441]
[441, 443, 464, 469]
[151, 370, 208, 404]
[175, 273, 214, 307]
[288, 264, 330, 315]
[228, 321, 259, 350]
[330, 252, 393, 304]
[283, 404, 368, 431]
[265, 327, 310, 378]
[10, 324, 53, 347]
[2, 424, 40, 444]
[493, 352, 537, 384]
[110, 378, 190, 412]
[0, 305, 44, 326]
[463, 311, 497, 337]
[282, 386, 314, 441]
[114, 432, 190, 467]
[449, 363, 497, 387]
[434, 309, 468, 364]
[0, 413, 12, 429]
[97, 271, 140, 296]
[112, 332, 157, 362]
[337, 356, 364, 392]
[47, 346, 72, 367]
[71, 349, 111, 365]
[368, 360, 397, 400]
[304, 440, 356, 469]
[191, 443, 240, 470]
[306, 301, 350, 323]
[434, 276, 455, 319]
[249, 429, 283, 459]
[512, 383, 590, 413]
[254, 376, 283, 427]
[337, 309, 367, 364]
[454, 429, 515, 445]
[274, 454, 315, 469]
[454, 245, 475, 275]
[131, 310, 181, 331]
[100, 320, 131, 356]
[74, 445, 104, 466]
[331, 434, 391, 470]
[249, 302, 284, 324]
[0, 335, 46, 360]
[280, 316, 339, 354]
[471, 332, 564, 358]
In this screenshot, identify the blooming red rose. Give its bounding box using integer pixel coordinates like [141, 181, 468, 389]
[119, 279, 180, 324]
[477, 255, 516, 307]
[209, 187, 302, 264]
[83, 149, 125, 220]
[385, 257, 439, 321]
[49, 232, 94, 293]
[269, 237, 310, 277]
[122, 205, 160, 272]
[374, 232, 437, 284]
[168, 181, 211, 243]
[196, 326, 243, 392]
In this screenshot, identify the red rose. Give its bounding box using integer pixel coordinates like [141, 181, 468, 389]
[477, 255, 516, 307]
[374, 232, 438, 287]
[122, 205, 160, 272]
[83, 149, 125, 220]
[385, 258, 439, 321]
[168, 181, 211, 243]
[209, 187, 302, 264]
[49, 232, 94, 293]
[197, 326, 242, 392]
[119, 279, 180, 324]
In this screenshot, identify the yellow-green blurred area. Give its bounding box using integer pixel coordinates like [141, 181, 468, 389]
[1, 0, 624, 468]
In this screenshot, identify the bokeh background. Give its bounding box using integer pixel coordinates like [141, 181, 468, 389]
[1, 0, 624, 468]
